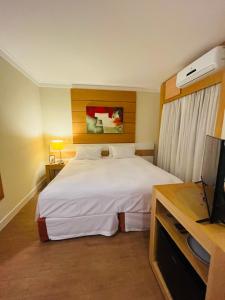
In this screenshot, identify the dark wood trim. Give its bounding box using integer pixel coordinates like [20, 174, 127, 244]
[37, 217, 49, 242]
[118, 213, 126, 232]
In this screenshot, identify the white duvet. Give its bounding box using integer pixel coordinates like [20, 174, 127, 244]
[37, 157, 181, 219]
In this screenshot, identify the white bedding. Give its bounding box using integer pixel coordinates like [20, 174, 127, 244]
[37, 156, 181, 219]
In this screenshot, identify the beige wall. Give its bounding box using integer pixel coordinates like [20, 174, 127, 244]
[40, 88, 160, 152]
[0, 58, 45, 225]
[40, 88, 72, 157]
[136, 92, 160, 145]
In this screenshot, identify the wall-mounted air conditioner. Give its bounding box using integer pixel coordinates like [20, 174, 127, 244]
[176, 46, 225, 88]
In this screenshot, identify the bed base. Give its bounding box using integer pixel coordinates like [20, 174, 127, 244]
[118, 213, 126, 232]
[37, 212, 126, 242]
[37, 217, 49, 242]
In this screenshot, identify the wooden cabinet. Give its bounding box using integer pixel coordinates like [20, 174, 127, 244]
[45, 163, 65, 184]
[149, 183, 225, 300]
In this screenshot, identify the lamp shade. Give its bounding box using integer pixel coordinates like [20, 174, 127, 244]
[51, 140, 64, 150]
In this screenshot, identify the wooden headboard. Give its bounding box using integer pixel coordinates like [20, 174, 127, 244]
[71, 88, 136, 144]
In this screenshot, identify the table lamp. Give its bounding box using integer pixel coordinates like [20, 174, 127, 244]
[51, 140, 64, 164]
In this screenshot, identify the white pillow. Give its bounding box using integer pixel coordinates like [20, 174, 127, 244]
[109, 145, 135, 159]
[75, 146, 102, 160]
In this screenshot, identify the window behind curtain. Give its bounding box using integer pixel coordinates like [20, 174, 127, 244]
[157, 83, 221, 182]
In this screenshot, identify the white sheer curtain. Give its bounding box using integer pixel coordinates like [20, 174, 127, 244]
[157, 100, 181, 173]
[157, 84, 220, 182]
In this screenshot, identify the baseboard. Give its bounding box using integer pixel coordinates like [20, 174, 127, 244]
[0, 177, 46, 231]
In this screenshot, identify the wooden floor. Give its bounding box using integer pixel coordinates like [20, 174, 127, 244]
[0, 197, 163, 300]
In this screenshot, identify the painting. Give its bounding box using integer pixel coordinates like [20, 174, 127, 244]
[86, 106, 123, 134]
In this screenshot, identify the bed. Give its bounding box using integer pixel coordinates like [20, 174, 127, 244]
[36, 156, 181, 241]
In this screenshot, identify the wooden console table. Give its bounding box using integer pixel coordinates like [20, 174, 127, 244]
[149, 183, 225, 300]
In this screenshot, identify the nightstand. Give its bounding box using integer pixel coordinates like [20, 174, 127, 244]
[45, 163, 65, 184]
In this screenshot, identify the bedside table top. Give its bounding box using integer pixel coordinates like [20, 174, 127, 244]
[45, 162, 65, 169]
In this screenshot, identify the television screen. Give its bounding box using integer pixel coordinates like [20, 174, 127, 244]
[202, 136, 221, 216]
[201, 135, 225, 223]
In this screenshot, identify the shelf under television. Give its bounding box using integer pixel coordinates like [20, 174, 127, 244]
[156, 211, 209, 284]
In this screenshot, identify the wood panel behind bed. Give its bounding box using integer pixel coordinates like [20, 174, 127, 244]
[71, 88, 136, 144]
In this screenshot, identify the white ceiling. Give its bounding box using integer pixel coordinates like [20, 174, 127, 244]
[0, 0, 225, 90]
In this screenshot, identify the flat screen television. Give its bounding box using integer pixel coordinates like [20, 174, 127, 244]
[201, 135, 225, 223]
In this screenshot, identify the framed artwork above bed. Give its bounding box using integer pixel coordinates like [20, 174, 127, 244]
[86, 106, 123, 134]
[71, 88, 136, 144]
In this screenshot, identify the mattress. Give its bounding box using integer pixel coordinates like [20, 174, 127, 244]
[37, 156, 181, 219]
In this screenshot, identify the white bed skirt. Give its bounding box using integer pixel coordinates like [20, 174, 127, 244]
[46, 214, 118, 240]
[45, 212, 150, 240]
[125, 212, 150, 232]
